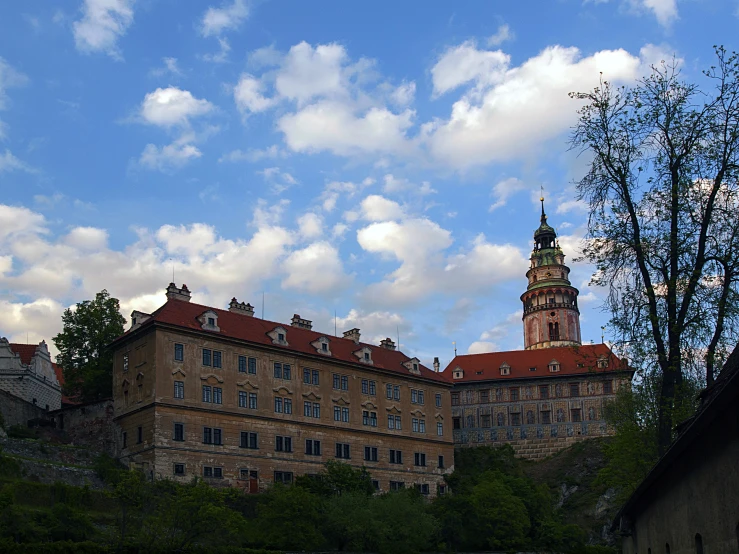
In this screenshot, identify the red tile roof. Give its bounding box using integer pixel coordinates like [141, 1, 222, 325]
[52, 362, 76, 405]
[114, 298, 450, 384]
[442, 344, 630, 382]
[9, 343, 38, 366]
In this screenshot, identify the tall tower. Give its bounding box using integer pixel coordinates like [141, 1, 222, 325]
[521, 198, 581, 350]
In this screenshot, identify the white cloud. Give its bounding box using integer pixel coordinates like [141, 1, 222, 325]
[63, 227, 109, 251]
[487, 24, 514, 47]
[424, 44, 644, 170]
[335, 308, 410, 348]
[359, 195, 405, 221]
[0, 150, 36, 174]
[234, 74, 277, 114]
[282, 241, 349, 294]
[275, 42, 347, 103]
[72, 0, 135, 59]
[201, 37, 232, 64]
[391, 81, 416, 106]
[382, 174, 436, 196]
[200, 0, 249, 37]
[468, 341, 498, 354]
[140, 87, 213, 128]
[489, 177, 527, 211]
[629, 0, 678, 26]
[258, 167, 298, 195]
[138, 141, 202, 171]
[149, 57, 182, 78]
[297, 213, 323, 239]
[219, 145, 285, 163]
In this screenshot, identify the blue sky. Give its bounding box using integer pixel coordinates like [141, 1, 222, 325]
[0, 0, 735, 368]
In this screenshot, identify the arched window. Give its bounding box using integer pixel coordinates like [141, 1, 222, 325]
[695, 533, 703, 554]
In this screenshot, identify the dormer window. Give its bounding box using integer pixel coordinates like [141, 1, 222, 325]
[268, 327, 289, 346]
[413, 362, 418, 372]
[364, 352, 370, 361]
[278, 333, 285, 342]
[549, 359, 561, 373]
[322, 343, 328, 352]
[354, 346, 373, 365]
[597, 357, 609, 369]
[452, 367, 463, 380]
[403, 357, 421, 374]
[499, 363, 511, 376]
[198, 311, 220, 332]
[311, 336, 332, 356]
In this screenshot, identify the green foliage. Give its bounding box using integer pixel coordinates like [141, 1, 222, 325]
[295, 459, 374, 497]
[53, 289, 126, 402]
[92, 453, 127, 486]
[0, 411, 5, 430]
[0, 448, 21, 479]
[251, 484, 324, 551]
[6, 425, 39, 440]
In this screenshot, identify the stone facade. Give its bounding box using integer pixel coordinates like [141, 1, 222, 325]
[615, 344, 739, 554]
[0, 388, 49, 428]
[111, 286, 454, 496]
[51, 399, 116, 456]
[0, 339, 61, 412]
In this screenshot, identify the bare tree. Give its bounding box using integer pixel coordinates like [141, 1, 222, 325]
[569, 47, 739, 453]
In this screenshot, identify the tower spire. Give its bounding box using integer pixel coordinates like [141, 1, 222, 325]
[540, 186, 547, 223]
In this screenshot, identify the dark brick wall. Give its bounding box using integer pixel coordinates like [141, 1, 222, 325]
[0, 389, 48, 428]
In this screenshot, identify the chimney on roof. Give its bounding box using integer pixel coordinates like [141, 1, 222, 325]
[343, 328, 361, 344]
[379, 337, 396, 351]
[433, 357, 440, 372]
[166, 283, 191, 302]
[229, 298, 255, 317]
[291, 314, 313, 330]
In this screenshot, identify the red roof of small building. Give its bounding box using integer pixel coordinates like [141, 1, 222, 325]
[8, 343, 38, 366]
[113, 298, 450, 384]
[442, 343, 630, 382]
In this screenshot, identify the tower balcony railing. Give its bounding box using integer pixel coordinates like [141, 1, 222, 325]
[523, 302, 580, 315]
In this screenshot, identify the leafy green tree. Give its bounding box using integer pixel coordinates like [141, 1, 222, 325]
[470, 473, 531, 551]
[569, 47, 739, 452]
[369, 489, 438, 554]
[296, 459, 374, 497]
[322, 492, 377, 551]
[252, 485, 325, 551]
[53, 289, 126, 402]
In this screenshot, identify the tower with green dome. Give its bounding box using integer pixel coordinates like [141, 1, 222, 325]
[520, 197, 581, 350]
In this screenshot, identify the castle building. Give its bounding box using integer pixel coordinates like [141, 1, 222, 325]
[444, 200, 633, 459]
[110, 285, 454, 495]
[0, 338, 62, 411]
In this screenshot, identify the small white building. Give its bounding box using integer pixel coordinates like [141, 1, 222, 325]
[0, 338, 62, 411]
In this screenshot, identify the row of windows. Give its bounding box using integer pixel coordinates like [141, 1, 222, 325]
[451, 381, 613, 405]
[173, 464, 447, 495]
[168, 424, 445, 467]
[453, 406, 597, 429]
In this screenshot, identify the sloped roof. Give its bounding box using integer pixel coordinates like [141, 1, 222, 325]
[112, 298, 449, 384]
[442, 343, 629, 382]
[8, 343, 38, 366]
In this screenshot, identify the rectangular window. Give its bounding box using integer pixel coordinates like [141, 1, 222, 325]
[333, 374, 340, 390]
[369, 380, 376, 395]
[174, 463, 185, 476]
[603, 380, 613, 395]
[239, 391, 247, 408]
[481, 415, 491, 428]
[283, 364, 291, 380]
[122, 431, 127, 448]
[390, 481, 405, 491]
[202, 385, 212, 403]
[511, 413, 521, 426]
[305, 439, 322, 456]
[539, 385, 549, 399]
[510, 387, 519, 401]
[341, 375, 348, 390]
[274, 471, 293, 484]
[303, 401, 320, 418]
[203, 427, 212, 444]
[213, 387, 222, 404]
[416, 483, 430, 495]
[411, 389, 417, 403]
[414, 453, 426, 466]
[420, 419, 426, 433]
[174, 380, 184, 399]
[203, 466, 213, 478]
[412, 418, 419, 433]
[174, 343, 184, 361]
[303, 368, 311, 384]
[174, 422, 184, 441]
[571, 409, 582, 422]
[275, 436, 293, 452]
[394, 415, 401, 430]
[123, 354, 129, 372]
[389, 449, 402, 464]
[334, 406, 341, 422]
[570, 383, 580, 397]
[213, 351, 222, 368]
[213, 467, 223, 479]
[335, 443, 350, 459]
[213, 428, 222, 445]
[285, 398, 292, 414]
[386, 383, 392, 399]
[274, 397, 282, 413]
[312, 370, 319, 385]
[453, 417, 461, 429]
[137, 426, 143, 444]
[362, 411, 377, 427]
[437, 422, 444, 436]
[372, 480, 380, 491]
[249, 392, 257, 410]
[238, 355, 247, 373]
[451, 392, 460, 406]
[393, 385, 400, 400]
[388, 415, 395, 430]
[438, 455, 445, 469]
[480, 389, 489, 403]
[435, 393, 442, 408]
[248, 357, 257, 374]
[274, 362, 282, 379]
[240, 431, 258, 449]
[362, 379, 369, 394]
[541, 410, 551, 424]
[202, 349, 211, 366]
[364, 446, 378, 462]
[341, 407, 349, 423]
[313, 403, 320, 418]
[438, 484, 447, 495]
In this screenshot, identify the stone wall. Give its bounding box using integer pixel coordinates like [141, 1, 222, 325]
[0, 388, 49, 428]
[52, 399, 116, 456]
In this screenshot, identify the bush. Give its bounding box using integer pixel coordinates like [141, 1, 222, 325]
[6, 426, 38, 440]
